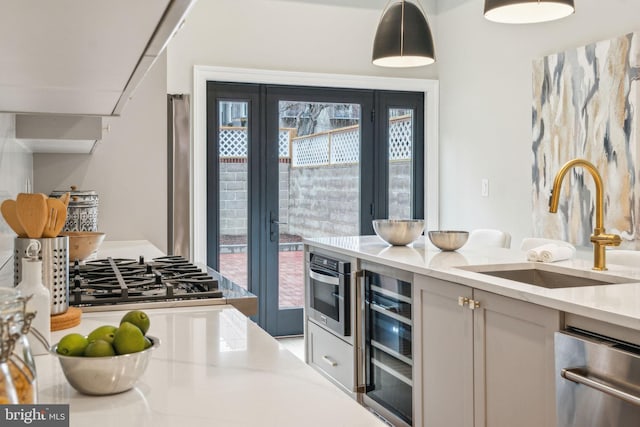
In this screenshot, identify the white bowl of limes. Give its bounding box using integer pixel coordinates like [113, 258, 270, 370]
[51, 310, 160, 395]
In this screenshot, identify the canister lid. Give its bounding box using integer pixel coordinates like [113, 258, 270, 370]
[50, 186, 98, 206]
[50, 185, 97, 197]
[67, 198, 98, 208]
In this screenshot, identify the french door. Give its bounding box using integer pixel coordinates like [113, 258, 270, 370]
[207, 82, 423, 336]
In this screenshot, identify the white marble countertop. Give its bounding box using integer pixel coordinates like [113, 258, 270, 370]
[305, 235, 640, 331]
[93, 240, 166, 260]
[36, 305, 385, 427]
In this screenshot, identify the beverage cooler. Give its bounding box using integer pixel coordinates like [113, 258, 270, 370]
[361, 263, 413, 427]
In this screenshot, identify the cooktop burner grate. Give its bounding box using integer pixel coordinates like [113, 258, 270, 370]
[69, 255, 223, 307]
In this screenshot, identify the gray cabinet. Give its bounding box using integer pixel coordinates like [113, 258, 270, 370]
[414, 275, 560, 427]
[307, 321, 355, 392]
[414, 275, 473, 427]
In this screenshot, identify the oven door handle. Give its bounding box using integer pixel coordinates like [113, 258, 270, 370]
[309, 270, 340, 285]
[562, 368, 640, 407]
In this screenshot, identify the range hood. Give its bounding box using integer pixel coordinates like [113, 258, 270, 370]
[0, 0, 195, 118]
[15, 114, 103, 154]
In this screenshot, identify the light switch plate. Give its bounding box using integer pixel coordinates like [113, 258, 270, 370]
[481, 179, 489, 197]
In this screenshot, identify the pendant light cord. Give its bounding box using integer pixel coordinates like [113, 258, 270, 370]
[400, 0, 405, 57]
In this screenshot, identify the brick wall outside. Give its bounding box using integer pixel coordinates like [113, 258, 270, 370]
[219, 161, 411, 239]
[219, 162, 248, 236]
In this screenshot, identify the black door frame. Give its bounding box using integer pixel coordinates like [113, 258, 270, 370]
[264, 84, 375, 335]
[207, 82, 424, 336]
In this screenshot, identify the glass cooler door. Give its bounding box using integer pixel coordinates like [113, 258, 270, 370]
[364, 270, 413, 425]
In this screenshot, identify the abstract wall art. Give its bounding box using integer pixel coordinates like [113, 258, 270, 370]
[532, 32, 640, 248]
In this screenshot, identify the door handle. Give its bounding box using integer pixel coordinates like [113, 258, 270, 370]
[309, 270, 340, 285]
[322, 355, 338, 367]
[562, 368, 640, 407]
[269, 212, 286, 242]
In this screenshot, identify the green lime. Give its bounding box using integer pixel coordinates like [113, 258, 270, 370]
[120, 310, 150, 335]
[143, 336, 153, 349]
[84, 339, 116, 357]
[87, 325, 118, 344]
[113, 322, 146, 355]
[56, 333, 89, 356]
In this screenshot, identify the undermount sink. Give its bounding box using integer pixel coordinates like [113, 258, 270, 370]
[457, 263, 634, 289]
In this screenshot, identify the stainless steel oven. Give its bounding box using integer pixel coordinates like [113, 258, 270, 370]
[556, 328, 640, 427]
[307, 253, 351, 337]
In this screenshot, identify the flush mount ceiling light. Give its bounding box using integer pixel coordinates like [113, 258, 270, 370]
[484, 0, 575, 24]
[372, 0, 435, 68]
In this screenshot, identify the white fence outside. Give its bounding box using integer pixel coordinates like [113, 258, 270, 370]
[219, 127, 294, 158]
[218, 115, 413, 166]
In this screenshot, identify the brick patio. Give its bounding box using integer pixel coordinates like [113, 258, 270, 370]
[219, 250, 304, 308]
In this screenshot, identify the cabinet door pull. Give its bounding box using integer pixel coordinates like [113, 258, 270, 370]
[469, 299, 481, 310]
[322, 355, 338, 367]
[458, 296, 469, 307]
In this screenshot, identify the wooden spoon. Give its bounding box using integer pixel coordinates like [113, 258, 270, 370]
[16, 193, 48, 238]
[0, 199, 27, 237]
[59, 191, 71, 208]
[42, 197, 68, 238]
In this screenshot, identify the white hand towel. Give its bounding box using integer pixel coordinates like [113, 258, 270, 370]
[526, 243, 574, 263]
[539, 245, 574, 263]
[526, 249, 540, 261]
[526, 243, 557, 262]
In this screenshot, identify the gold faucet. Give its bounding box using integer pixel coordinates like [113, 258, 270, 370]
[548, 158, 621, 271]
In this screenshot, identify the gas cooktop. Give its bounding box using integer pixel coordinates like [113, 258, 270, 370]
[69, 255, 222, 308]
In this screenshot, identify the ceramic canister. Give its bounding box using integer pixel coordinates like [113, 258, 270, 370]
[50, 186, 99, 232]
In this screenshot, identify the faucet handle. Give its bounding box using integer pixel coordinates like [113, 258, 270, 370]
[590, 233, 622, 247]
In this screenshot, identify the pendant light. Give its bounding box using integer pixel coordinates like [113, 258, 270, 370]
[484, 0, 575, 24]
[372, 0, 435, 68]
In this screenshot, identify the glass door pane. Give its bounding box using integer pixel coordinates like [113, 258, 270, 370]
[364, 270, 413, 425]
[375, 91, 424, 222]
[277, 100, 361, 310]
[218, 100, 249, 289]
[388, 108, 414, 219]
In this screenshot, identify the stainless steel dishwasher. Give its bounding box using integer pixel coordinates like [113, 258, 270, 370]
[555, 328, 640, 426]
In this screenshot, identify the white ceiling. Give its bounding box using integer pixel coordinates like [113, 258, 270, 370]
[0, 0, 170, 116]
[273, 0, 470, 14]
[0, 0, 463, 117]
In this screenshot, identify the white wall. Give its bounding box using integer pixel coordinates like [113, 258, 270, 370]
[0, 114, 33, 285]
[171, 0, 640, 249]
[436, 0, 640, 248]
[167, 0, 438, 94]
[33, 53, 168, 252]
[29, 0, 638, 256]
